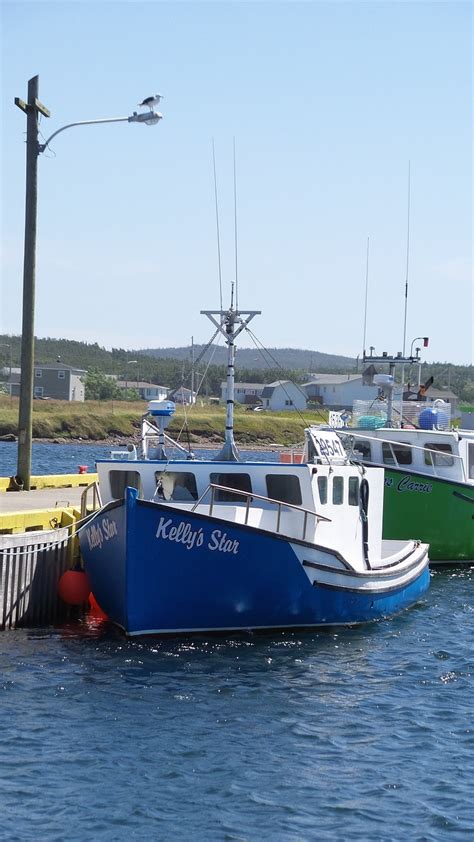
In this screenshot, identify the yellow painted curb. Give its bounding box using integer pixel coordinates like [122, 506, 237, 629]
[0, 505, 81, 535]
[0, 473, 98, 492]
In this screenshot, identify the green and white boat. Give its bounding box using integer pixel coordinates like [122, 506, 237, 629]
[337, 399, 474, 565]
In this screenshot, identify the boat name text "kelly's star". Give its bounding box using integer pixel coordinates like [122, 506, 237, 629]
[85, 518, 118, 551]
[155, 517, 240, 554]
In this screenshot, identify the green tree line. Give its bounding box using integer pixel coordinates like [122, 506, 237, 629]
[1, 334, 473, 402]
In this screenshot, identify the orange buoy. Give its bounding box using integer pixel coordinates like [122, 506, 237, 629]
[58, 569, 91, 605]
[88, 592, 108, 619]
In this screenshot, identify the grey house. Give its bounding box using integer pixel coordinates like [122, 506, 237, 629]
[260, 380, 307, 412]
[303, 374, 379, 409]
[9, 363, 86, 401]
[169, 386, 197, 405]
[220, 382, 266, 405]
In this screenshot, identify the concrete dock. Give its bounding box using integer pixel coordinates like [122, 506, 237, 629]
[0, 485, 86, 513]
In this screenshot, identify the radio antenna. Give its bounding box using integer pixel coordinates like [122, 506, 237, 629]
[402, 161, 411, 356]
[400, 161, 411, 412]
[362, 236, 370, 357]
[212, 138, 223, 310]
[233, 136, 239, 310]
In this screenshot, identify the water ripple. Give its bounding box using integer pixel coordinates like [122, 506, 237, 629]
[0, 544, 473, 839]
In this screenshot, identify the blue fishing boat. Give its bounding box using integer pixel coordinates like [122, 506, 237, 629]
[79, 301, 430, 636]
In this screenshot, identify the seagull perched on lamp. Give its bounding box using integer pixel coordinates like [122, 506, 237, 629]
[138, 94, 163, 110]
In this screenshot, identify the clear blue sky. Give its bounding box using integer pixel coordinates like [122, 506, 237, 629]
[1, 1, 472, 365]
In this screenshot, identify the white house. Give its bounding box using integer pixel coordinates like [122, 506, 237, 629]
[220, 382, 266, 405]
[117, 381, 168, 401]
[260, 381, 307, 412]
[303, 374, 379, 409]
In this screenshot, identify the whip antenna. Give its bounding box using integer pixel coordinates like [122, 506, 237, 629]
[362, 236, 370, 357]
[233, 136, 239, 309]
[399, 161, 411, 412]
[212, 138, 223, 310]
[402, 161, 411, 356]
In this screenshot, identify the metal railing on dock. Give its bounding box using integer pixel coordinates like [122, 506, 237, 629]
[0, 526, 74, 629]
[0, 476, 103, 630]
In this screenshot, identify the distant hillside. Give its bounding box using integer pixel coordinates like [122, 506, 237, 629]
[0, 336, 355, 373]
[141, 345, 357, 372]
[1, 335, 472, 401]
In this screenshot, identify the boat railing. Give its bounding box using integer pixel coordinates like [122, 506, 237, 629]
[191, 483, 331, 541]
[344, 432, 467, 481]
[80, 481, 103, 519]
[141, 417, 195, 459]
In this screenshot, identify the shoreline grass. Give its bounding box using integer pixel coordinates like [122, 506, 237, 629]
[0, 396, 329, 447]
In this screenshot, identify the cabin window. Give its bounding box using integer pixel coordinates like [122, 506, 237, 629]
[468, 443, 474, 479]
[348, 477, 359, 506]
[35, 369, 42, 378]
[154, 471, 198, 501]
[332, 476, 344, 504]
[353, 439, 372, 461]
[209, 473, 252, 503]
[423, 443, 454, 467]
[265, 474, 302, 505]
[382, 442, 412, 466]
[110, 470, 141, 499]
[317, 476, 327, 504]
[58, 370, 66, 379]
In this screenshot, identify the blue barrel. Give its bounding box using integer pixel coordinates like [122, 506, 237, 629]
[418, 407, 448, 430]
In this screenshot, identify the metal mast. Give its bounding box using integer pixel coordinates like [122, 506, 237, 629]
[201, 286, 260, 461]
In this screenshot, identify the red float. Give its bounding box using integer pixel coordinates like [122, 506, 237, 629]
[58, 569, 91, 605]
[88, 592, 108, 619]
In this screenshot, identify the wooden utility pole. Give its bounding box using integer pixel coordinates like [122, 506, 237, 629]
[14, 76, 50, 489]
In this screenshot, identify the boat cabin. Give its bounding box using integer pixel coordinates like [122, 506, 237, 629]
[342, 427, 474, 484]
[94, 427, 386, 567]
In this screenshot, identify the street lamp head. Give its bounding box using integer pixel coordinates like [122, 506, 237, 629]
[128, 111, 163, 126]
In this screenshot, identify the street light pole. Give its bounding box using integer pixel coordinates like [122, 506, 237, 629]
[125, 360, 138, 398]
[14, 76, 50, 489]
[410, 336, 429, 388]
[14, 75, 162, 488]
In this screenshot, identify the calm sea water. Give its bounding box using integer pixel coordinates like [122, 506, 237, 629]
[0, 441, 280, 477]
[0, 442, 473, 840]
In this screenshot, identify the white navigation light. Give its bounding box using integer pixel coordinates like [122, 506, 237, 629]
[148, 400, 175, 417]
